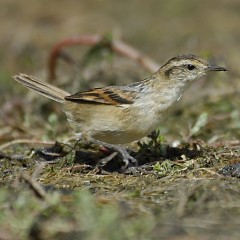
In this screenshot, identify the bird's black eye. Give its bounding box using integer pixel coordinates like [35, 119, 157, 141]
[187, 64, 196, 70]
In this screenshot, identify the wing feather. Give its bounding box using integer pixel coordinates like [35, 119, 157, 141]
[64, 87, 137, 105]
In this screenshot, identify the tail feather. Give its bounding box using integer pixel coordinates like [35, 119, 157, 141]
[13, 74, 69, 103]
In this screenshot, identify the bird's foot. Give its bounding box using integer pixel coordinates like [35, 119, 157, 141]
[92, 140, 138, 172]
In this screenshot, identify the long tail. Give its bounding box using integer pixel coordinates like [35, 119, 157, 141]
[13, 73, 69, 103]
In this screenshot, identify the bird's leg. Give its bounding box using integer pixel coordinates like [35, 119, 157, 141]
[91, 139, 138, 170]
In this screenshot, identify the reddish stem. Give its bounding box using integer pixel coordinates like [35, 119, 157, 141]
[47, 35, 160, 81]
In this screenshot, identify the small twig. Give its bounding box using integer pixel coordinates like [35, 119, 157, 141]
[68, 164, 93, 173]
[0, 150, 35, 161]
[0, 139, 55, 151]
[19, 171, 47, 200]
[0, 138, 79, 165]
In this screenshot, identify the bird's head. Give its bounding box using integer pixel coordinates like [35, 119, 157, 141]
[159, 54, 227, 83]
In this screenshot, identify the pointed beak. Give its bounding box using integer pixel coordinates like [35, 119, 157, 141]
[207, 65, 228, 72]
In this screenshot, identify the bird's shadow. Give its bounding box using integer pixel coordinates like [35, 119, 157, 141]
[34, 140, 202, 173]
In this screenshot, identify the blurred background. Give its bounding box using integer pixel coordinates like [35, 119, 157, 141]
[0, 0, 238, 71]
[0, 0, 239, 142]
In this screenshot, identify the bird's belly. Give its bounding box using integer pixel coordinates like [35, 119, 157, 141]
[92, 110, 163, 144]
[66, 113, 162, 145]
[63, 102, 164, 144]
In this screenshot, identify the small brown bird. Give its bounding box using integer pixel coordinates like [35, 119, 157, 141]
[14, 54, 227, 168]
